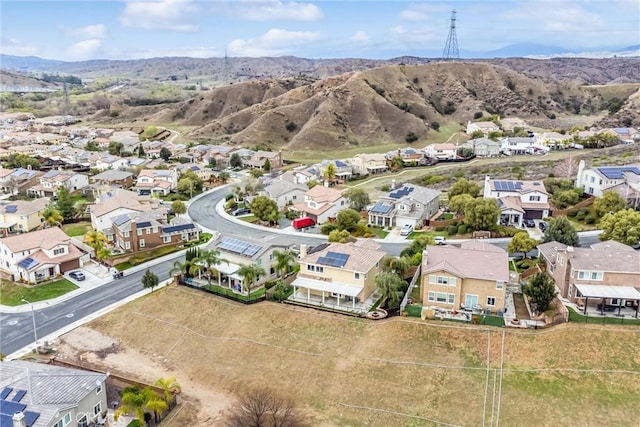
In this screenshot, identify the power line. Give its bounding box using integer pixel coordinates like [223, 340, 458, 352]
[442, 9, 460, 60]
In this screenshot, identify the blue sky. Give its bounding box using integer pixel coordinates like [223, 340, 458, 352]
[1, 0, 639, 61]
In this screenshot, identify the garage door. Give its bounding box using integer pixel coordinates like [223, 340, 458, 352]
[396, 218, 415, 229]
[524, 210, 544, 220]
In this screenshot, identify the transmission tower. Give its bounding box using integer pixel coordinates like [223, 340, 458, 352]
[442, 9, 459, 60]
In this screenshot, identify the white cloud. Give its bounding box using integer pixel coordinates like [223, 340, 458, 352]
[228, 28, 321, 57]
[0, 37, 40, 56]
[350, 31, 370, 44]
[502, 1, 605, 35]
[60, 24, 106, 39]
[399, 3, 452, 21]
[122, 46, 222, 59]
[225, 1, 323, 21]
[67, 39, 103, 60]
[119, 0, 200, 32]
[389, 26, 438, 44]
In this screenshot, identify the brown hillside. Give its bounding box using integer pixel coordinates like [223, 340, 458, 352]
[596, 88, 640, 128]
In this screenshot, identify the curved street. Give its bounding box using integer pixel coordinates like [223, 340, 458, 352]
[0, 183, 603, 357]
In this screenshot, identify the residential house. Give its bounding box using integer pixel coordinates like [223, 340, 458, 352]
[421, 240, 509, 314]
[291, 185, 347, 224]
[205, 233, 296, 293]
[575, 160, 640, 204]
[466, 120, 500, 135]
[463, 137, 501, 157]
[26, 170, 89, 198]
[424, 143, 457, 160]
[89, 189, 166, 233]
[279, 166, 319, 185]
[385, 148, 424, 164]
[133, 169, 178, 196]
[175, 164, 213, 182]
[244, 150, 283, 170]
[0, 167, 42, 196]
[93, 154, 129, 171]
[319, 159, 353, 181]
[500, 117, 528, 132]
[499, 137, 548, 156]
[0, 198, 50, 236]
[290, 240, 386, 312]
[369, 184, 441, 229]
[111, 211, 200, 253]
[602, 127, 640, 144]
[260, 180, 307, 209]
[0, 227, 84, 282]
[534, 132, 572, 149]
[538, 240, 640, 304]
[346, 153, 388, 176]
[483, 175, 550, 225]
[0, 360, 109, 427]
[90, 170, 134, 189]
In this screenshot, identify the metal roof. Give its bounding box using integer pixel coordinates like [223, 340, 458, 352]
[575, 284, 640, 300]
[291, 276, 362, 297]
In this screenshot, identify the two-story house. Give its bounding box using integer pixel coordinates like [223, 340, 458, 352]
[133, 169, 178, 196]
[260, 180, 307, 209]
[0, 360, 109, 427]
[90, 189, 166, 233]
[110, 212, 200, 253]
[0, 198, 50, 236]
[421, 241, 509, 314]
[462, 137, 501, 157]
[291, 240, 386, 313]
[499, 137, 548, 156]
[538, 240, 640, 305]
[93, 154, 129, 171]
[26, 170, 89, 198]
[424, 143, 457, 160]
[466, 120, 500, 135]
[244, 150, 283, 170]
[0, 168, 42, 196]
[483, 176, 550, 225]
[90, 170, 134, 189]
[602, 127, 640, 144]
[575, 160, 640, 204]
[346, 153, 388, 176]
[534, 132, 571, 149]
[0, 227, 83, 282]
[319, 159, 353, 181]
[205, 233, 296, 293]
[292, 185, 347, 224]
[369, 184, 441, 229]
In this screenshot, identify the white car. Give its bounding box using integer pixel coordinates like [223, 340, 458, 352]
[434, 236, 447, 245]
[400, 224, 414, 236]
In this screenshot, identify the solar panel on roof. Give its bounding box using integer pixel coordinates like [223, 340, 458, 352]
[23, 411, 40, 426]
[163, 223, 195, 234]
[4, 205, 17, 214]
[11, 391, 25, 403]
[136, 221, 152, 228]
[218, 236, 263, 257]
[17, 257, 38, 270]
[0, 389, 11, 400]
[0, 400, 27, 416]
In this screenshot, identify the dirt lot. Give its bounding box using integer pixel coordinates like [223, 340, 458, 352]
[53, 286, 640, 426]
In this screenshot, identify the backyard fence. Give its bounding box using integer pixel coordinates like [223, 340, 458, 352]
[551, 196, 594, 217]
[400, 264, 421, 314]
[178, 279, 266, 304]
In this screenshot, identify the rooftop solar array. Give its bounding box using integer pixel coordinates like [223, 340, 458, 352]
[494, 181, 523, 192]
[218, 236, 263, 257]
[4, 205, 17, 214]
[389, 186, 414, 199]
[17, 257, 39, 270]
[317, 251, 350, 268]
[112, 214, 130, 227]
[596, 166, 640, 180]
[136, 221, 152, 228]
[11, 391, 25, 403]
[307, 243, 330, 255]
[0, 389, 10, 400]
[162, 223, 196, 234]
[369, 202, 393, 214]
[0, 398, 39, 427]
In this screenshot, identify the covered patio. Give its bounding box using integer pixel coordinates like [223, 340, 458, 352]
[575, 284, 640, 318]
[289, 276, 376, 314]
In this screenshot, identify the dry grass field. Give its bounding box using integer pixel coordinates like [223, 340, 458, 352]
[55, 286, 640, 427]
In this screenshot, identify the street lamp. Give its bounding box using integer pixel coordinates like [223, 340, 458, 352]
[21, 298, 38, 352]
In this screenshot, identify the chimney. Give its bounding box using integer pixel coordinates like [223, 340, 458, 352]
[391, 179, 396, 190]
[566, 246, 574, 253]
[422, 249, 428, 265]
[299, 244, 307, 259]
[13, 412, 26, 427]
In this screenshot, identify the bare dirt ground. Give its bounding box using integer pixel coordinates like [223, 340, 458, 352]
[53, 286, 640, 427]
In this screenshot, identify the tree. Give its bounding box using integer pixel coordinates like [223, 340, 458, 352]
[400, 234, 435, 262]
[139, 125, 158, 141]
[223, 388, 310, 427]
[194, 249, 228, 285]
[263, 158, 271, 172]
[552, 189, 581, 209]
[375, 272, 405, 309]
[84, 230, 107, 255]
[522, 272, 557, 312]
[469, 130, 485, 139]
[272, 249, 296, 278]
[229, 152, 243, 168]
[179, 170, 204, 194]
[171, 200, 187, 215]
[114, 386, 168, 425]
[177, 177, 195, 198]
[55, 186, 75, 220]
[344, 188, 370, 212]
[449, 178, 480, 198]
[594, 190, 627, 218]
[41, 206, 63, 227]
[159, 147, 172, 161]
[169, 259, 194, 280]
[381, 256, 411, 278]
[107, 141, 124, 156]
[507, 232, 538, 259]
[135, 144, 146, 158]
[463, 198, 501, 231]
[250, 195, 280, 224]
[599, 209, 640, 245]
[328, 229, 357, 243]
[142, 269, 159, 292]
[4, 153, 40, 170]
[335, 208, 360, 232]
[543, 215, 579, 246]
[554, 156, 579, 179]
[218, 171, 230, 183]
[91, 94, 111, 110]
[323, 163, 336, 185]
[305, 180, 319, 189]
[389, 155, 404, 172]
[249, 168, 263, 179]
[448, 194, 474, 215]
[236, 264, 266, 297]
[154, 377, 181, 405]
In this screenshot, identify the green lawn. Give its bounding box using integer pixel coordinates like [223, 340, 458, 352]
[369, 227, 389, 238]
[62, 222, 91, 237]
[239, 215, 258, 223]
[0, 279, 78, 306]
[407, 230, 447, 239]
[114, 245, 184, 271]
[202, 283, 266, 302]
[567, 307, 640, 326]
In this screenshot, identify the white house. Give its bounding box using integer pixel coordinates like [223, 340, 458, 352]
[499, 137, 548, 156]
[575, 160, 640, 204]
[346, 153, 388, 176]
[260, 180, 308, 209]
[463, 137, 501, 157]
[466, 120, 500, 135]
[603, 127, 640, 144]
[484, 176, 550, 224]
[89, 189, 166, 233]
[26, 169, 89, 198]
[424, 143, 457, 160]
[369, 184, 441, 229]
[94, 154, 129, 171]
[134, 169, 178, 195]
[292, 185, 347, 224]
[535, 132, 572, 149]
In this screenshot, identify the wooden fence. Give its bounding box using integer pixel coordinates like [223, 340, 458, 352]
[551, 196, 594, 217]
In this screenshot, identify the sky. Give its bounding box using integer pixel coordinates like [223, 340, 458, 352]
[1, 0, 639, 61]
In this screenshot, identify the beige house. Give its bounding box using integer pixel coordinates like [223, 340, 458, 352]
[535, 132, 572, 149]
[0, 198, 50, 236]
[290, 240, 386, 312]
[421, 241, 509, 314]
[466, 120, 500, 135]
[346, 153, 388, 176]
[89, 189, 166, 232]
[424, 143, 457, 160]
[291, 185, 347, 224]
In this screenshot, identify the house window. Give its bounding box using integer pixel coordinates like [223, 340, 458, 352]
[94, 402, 102, 415]
[163, 235, 171, 243]
[53, 248, 64, 255]
[147, 228, 151, 234]
[496, 281, 504, 290]
[529, 195, 540, 202]
[307, 264, 315, 272]
[354, 272, 360, 280]
[139, 239, 145, 248]
[182, 234, 188, 240]
[316, 265, 324, 273]
[153, 226, 158, 233]
[448, 294, 455, 304]
[429, 275, 437, 284]
[124, 231, 130, 238]
[568, 285, 573, 297]
[436, 292, 448, 303]
[137, 229, 142, 236]
[96, 382, 102, 393]
[487, 297, 496, 306]
[428, 291, 435, 302]
[124, 241, 131, 250]
[63, 413, 71, 425]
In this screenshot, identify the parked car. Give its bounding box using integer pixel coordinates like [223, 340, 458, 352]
[538, 221, 548, 232]
[400, 224, 414, 236]
[524, 218, 536, 228]
[232, 207, 251, 216]
[69, 271, 86, 281]
[434, 236, 447, 245]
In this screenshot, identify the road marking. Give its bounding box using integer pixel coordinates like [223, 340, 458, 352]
[7, 320, 18, 325]
[66, 313, 74, 318]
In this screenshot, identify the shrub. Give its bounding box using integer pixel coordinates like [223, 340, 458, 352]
[473, 111, 483, 119]
[430, 121, 440, 131]
[584, 215, 597, 224]
[285, 122, 298, 132]
[447, 225, 458, 235]
[435, 226, 445, 232]
[225, 193, 234, 201]
[320, 222, 337, 235]
[405, 132, 419, 143]
[380, 185, 390, 192]
[457, 224, 468, 234]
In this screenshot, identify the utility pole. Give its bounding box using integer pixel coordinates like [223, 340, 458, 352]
[442, 9, 460, 60]
[21, 298, 38, 352]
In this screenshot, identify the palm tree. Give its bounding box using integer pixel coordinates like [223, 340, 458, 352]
[219, 171, 230, 184]
[381, 256, 411, 278]
[169, 259, 194, 281]
[375, 271, 405, 310]
[96, 246, 112, 264]
[114, 386, 168, 425]
[41, 206, 63, 227]
[323, 163, 336, 185]
[154, 377, 182, 405]
[194, 249, 228, 285]
[273, 249, 296, 278]
[236, 264, 266, 298]
[84, 230, 107, 251]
